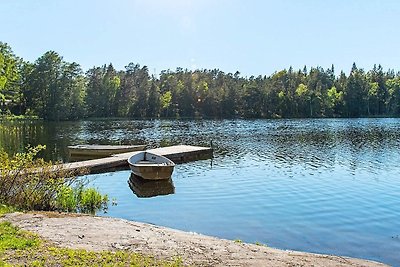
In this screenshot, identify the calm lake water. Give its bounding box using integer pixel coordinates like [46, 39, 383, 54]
[1, 118, 400, 265]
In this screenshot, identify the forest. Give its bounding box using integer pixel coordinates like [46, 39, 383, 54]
[1, 41, 400, 120]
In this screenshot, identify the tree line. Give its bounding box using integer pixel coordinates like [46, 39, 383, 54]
[1, 41, 400, 120]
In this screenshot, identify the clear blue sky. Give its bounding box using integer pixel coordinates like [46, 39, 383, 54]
[1, 0, 399, 76]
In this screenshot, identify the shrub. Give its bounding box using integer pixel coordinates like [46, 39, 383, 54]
[55, 185, 77, 212]
[0, 146, 108, 214]
[79, 188, 108, 213]
[55, 185, 108, 213]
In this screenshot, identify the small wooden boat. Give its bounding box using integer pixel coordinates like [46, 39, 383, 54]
[128, 173, 175, 198]
[68, 144, 146, 159]
[127, 151, 175, 180]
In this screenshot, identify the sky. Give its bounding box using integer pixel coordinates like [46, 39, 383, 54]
[1, 0, 399, 77]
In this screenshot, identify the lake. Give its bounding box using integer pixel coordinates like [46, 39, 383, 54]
[1, 118, 400, 266]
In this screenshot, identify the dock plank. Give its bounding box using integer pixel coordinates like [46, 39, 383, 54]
[149, 145, 213, 163]
[64, 145, 213, 174]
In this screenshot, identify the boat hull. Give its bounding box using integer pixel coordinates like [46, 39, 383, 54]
[127, 151, 175, 180]
[68, 145, 146, 159]
[130, 164, 174, 180]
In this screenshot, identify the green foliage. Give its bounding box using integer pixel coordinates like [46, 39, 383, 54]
[326, 86, 343, 115]
[20, 51, 86, 120]
[0, 146, 108, 213]
[161, 91, 172, 109]
[0, 43, 19, 91]
[0, 221, 40, 251]
[86, 64, 120, 117]
[147, 81, 161, 117]
[0, 114, 39, 121]
[55, 184, 109, 213]
[0, 260, 12, 267]
[386, 77, 400, 114]
[78, 187, 108, 213]
[55, 186, 77, 212]
[344, 63, 369, 117]
[0, 42, 21, 115]
[0, 205, 15, 216]
[2, 41, 400, 119]
[296, 83, 309, 97]
[255, 241, 267, 247]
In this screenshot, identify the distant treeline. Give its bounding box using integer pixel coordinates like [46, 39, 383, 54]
[1, 41, 400, 120]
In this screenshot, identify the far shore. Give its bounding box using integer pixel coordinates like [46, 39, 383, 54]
[1, 212, 387, 267]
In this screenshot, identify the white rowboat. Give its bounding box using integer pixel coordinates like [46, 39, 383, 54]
[127, 151, 175, 180]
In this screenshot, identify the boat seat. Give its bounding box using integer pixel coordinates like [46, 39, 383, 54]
[136, 160, 168, 166]
[137, 161, 154, 164]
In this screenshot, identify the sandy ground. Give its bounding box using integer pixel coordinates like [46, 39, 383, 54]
[2, 212, 387, 267]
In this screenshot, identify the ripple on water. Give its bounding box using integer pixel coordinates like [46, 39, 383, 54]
[3, 118, 400, 265]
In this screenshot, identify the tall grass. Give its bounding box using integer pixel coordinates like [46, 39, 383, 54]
[56, 185, 108, 213]
[0, 145, 108, 213]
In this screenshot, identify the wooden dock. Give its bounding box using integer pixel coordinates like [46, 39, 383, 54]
[63, 145, 213, 174]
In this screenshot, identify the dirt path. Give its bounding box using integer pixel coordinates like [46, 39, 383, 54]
[2, 212, 387, 267]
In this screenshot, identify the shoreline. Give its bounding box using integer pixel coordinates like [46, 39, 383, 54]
[1, 212, 387, 267]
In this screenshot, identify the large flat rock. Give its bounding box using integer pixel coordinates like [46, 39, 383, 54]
[1, 212, 387, 267]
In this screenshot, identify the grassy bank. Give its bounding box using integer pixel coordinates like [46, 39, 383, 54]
[0, 221, 184, 266]
[0, 209, 183, 267]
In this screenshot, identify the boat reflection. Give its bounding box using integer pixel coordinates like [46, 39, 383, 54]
[128, 173, 175, 198]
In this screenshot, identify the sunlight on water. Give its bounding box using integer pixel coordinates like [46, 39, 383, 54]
[2, 118, 400, 265]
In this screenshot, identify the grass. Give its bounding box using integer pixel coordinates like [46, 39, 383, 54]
[255, 241, 267, 247]
[0, 205, 15, 216]
[2, 248, 184, 266]
[0, 219, 184, 267]
[234, 239, 268, 247]
[0, 222, 40, 251]
[0, 114, 40, 121]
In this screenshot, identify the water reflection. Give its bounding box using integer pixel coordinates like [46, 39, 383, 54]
[3, 118, 400, 265]
[0, 120, 71, 161]
[127, 173, 175, 198]
[2, 118, 400, 174]
[2, 118, 400, 172]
